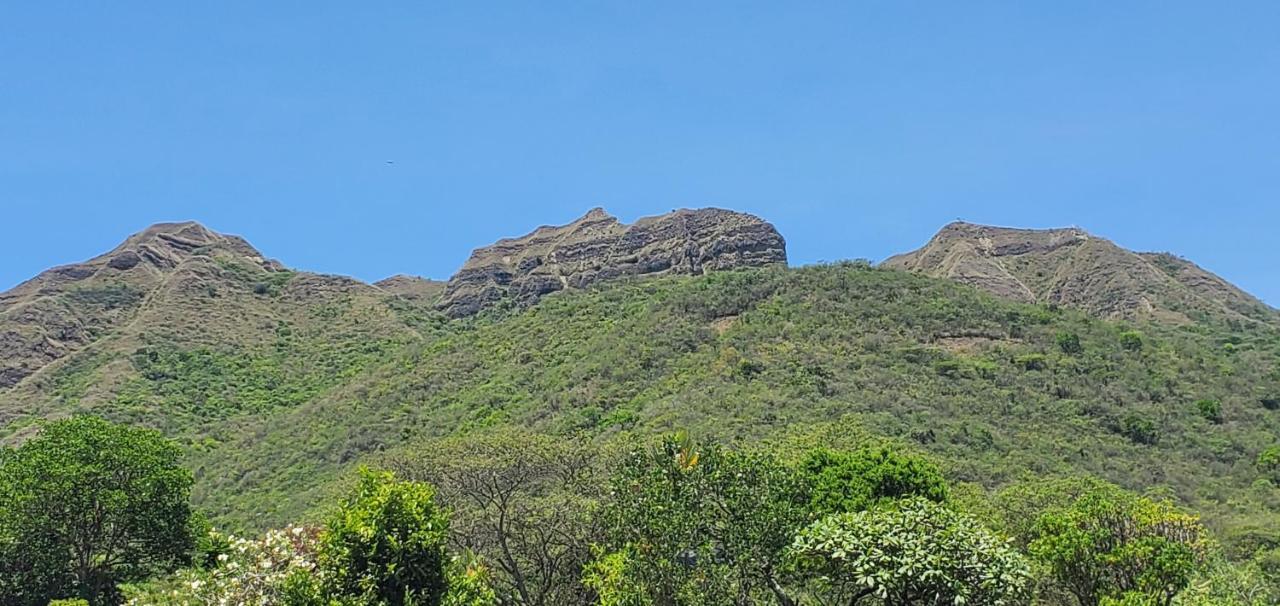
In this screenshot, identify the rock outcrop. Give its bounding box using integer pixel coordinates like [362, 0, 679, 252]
[437, 207, 787, 317]
[884, 221, 1277, 325]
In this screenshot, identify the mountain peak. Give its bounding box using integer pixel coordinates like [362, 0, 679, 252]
[100, 221, 265, 270]
[885, 221, 1276, 325]
[438, 207, 787, 317]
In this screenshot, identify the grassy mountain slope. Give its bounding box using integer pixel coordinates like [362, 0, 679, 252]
[198, 264, 1279, 540]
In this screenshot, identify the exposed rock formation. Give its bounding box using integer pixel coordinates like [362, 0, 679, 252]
[437, 207, 787, 317]
[884, 221, 1277, 325]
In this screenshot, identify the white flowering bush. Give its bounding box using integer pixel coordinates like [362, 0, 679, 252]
[124, 525, 323, 606]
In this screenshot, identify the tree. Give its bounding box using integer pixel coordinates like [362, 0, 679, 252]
[319, 468, 451, 606]
[1058, 332, 1084, 355]
[800, 446, 948, 515]
[596, 434, 810, 606]
[0, 416, 195, 606]
[1257, 445, 1280, 483]
[1012, 478, 1210, 606]
[385, 429, 604, 606]
[789, 498, 1033, 605]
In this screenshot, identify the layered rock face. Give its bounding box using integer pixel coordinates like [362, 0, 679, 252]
[884, 222, 1277, 325]
[437, 207, 787, 317]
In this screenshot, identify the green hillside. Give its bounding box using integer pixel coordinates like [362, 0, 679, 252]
[8, 261, 1277, 552]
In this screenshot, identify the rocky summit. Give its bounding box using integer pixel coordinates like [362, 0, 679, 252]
[436, 207, 788, 317]
[884, 221, 1277, 326]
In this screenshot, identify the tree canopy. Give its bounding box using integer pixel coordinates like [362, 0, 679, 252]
[0, 416, 195, 606]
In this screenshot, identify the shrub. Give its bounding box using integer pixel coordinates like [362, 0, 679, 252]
[318, 468, 450, 606]
[934, 359, 964, 378]
[1121, 414, 1160, 445]
[1258, 446, 1280, 482]
[1120, 331, 1145, 352]
[122, 525, 321, 606]
[1057, 332, 1083, 355]
[1022, 479, 1210, 605]
[1017, 353, 1049, 371]
[1195, 399, 1223, 424]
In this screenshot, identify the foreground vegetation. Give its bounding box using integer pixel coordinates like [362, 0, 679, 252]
[4, 418, 1279, 605]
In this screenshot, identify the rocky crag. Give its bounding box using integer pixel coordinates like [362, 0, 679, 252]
[436, 207, 788, 317]
[884, 221, 1277, 326]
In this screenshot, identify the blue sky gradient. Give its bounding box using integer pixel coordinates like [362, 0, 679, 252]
[3, 3, 1278, 303]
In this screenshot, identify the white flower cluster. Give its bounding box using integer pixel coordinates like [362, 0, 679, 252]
[126, 526, 321, 606]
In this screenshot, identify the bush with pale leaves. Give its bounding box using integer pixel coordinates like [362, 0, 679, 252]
[124, 526, 321, 606]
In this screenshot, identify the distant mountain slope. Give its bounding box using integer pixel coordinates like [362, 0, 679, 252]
[883, 222, 1278, 326]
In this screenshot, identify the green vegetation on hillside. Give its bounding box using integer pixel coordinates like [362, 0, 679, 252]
[158, 264, 1280, 546]
[5, 262, 1280, 568]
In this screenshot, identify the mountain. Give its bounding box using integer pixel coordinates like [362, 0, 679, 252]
[437, 207, 787, 317]
[1, 213, 1277, 553]
[883, 221, 1279, 327]
[0, 222, 279, 389]
[0, 221, 428, 433]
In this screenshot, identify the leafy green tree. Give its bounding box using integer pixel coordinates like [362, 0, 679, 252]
[789, 498, 1033, 605]
[0, 417, 194, 606]
[597, 434, 810, 606]
[1257, 445, 1280, 482]
[1014, 478, 1210, 606]
[801, 446, 948, 515]
[319, 468, 450, 606]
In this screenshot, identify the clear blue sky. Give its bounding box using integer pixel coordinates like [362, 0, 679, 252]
[3, 3, 1278, 304]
